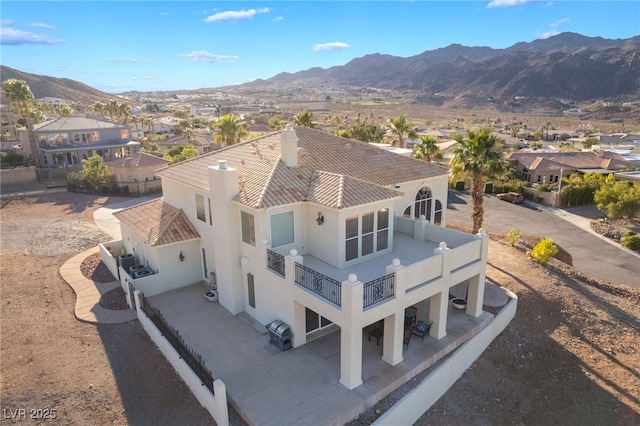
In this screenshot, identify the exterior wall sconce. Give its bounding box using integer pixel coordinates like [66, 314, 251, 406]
[179, 251, 185, 262]
[316, 212, 324, 225]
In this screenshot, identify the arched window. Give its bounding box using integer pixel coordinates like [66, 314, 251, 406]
[403, 187, 433, 220]
[403, 187, 443, 226]
[434, 200, 443, 225]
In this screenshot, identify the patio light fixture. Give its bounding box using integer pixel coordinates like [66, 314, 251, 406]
[179, 251, 185, 262]
[316, 212, 324, 225]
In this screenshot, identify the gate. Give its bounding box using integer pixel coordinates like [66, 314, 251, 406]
[128, 281, 137, 310]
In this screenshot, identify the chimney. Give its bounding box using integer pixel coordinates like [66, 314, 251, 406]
[280, 124, 298, 167]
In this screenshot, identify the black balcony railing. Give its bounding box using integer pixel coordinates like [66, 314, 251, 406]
[294, 263, 341, 306]
[266, 249, 285, 277]
[138, 292, 215, 395]
[363, 273, 395, 308]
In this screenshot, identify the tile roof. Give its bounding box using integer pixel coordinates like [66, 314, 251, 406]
[33, 116, 129, 132]
[506, 151, 633, 170]
[113, 198, 200, 247]
[158, 126, 448, 210]
[108, 152, 170, 169]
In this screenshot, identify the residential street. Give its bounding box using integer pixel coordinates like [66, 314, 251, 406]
[446, 190, 640, 288]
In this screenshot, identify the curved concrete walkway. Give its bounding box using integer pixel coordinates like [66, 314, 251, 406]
[59, 246, 137, 324]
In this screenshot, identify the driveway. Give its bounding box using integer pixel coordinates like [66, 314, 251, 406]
[446, 190, 640, 288]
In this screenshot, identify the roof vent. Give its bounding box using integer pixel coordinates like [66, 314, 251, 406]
[217, 160, 227, 169]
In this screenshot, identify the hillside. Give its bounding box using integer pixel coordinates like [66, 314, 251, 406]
[243, 32, 640, 103]
[0, 66, 124, 107]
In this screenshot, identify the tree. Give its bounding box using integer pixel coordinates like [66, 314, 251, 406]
[387, 115, 417, 148]
[212, 114, 248, 146]
[118, 102, 132, 124]
[89, 101, 106, 118]
[2, 79, 40, 168]
[81, 154, 112, 190]
[106, 99, 119, 122]
[163, 145, 198, 164]
[57, 104, 73, 117]
[594, 181, 640, 219]
[414, 135, 443, 162]
[451, 127, 507, 233]
[293, 110, 316, 128]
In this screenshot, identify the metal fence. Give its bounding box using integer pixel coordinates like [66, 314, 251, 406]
[294, 263, 342, 306]
[266, 249, 285, 277]
[363, 273, 395, 308]
[138, 293, 215, 394]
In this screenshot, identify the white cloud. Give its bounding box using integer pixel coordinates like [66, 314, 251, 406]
[160, 12, 169, 16]
[273, 16, 283, 22]
[534, 29, 560, 39]
[179, 50, 239, 63]
[549, 17, 570, 28]
[545, 2, 553, 7]
[204, 7, 271, 23]
[145, 76, 156, 80]
[487, 0, 534, 8]
[0, 25, 64, 45]
[29, 22, 55, 30]
[313, 42, 350, 52]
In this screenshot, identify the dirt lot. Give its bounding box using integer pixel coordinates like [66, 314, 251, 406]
[1, 191, 639, 425]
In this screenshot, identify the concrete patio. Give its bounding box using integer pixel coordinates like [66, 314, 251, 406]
[147, 282, 502, 425]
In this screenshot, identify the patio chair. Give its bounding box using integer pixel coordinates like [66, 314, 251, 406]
[411, 321, 432, 342]
[404, 306, 417, 330]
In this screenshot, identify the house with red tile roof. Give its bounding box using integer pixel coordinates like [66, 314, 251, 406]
[109, 126, 491, 390]
[506, 150, 635, 184]
[107, 152, 169, 196]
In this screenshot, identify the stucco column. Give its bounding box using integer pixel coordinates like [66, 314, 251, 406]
[382, 312, 404, 366]
[285, 249, 305, 347]
[339, 274, 363, 390]
[382, 258, 404, 365]
[466, 229, 488, 318]
[430, 242, 451, 339]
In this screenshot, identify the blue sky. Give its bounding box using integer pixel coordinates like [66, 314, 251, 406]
[2, 1, 639, 93]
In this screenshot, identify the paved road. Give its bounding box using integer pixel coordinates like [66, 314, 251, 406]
[446, 190, 640, 288]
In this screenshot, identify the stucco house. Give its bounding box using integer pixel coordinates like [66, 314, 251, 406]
[17, 116, 134, 178]
[106, 126, 490, 390]
[506, 150, 635, 184]
[107, 152, 169, 196]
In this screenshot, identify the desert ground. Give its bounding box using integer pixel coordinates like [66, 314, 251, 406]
[1, 191, 638, 425]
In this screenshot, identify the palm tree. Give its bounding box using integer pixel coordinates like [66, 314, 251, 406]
[451, 127, 507, 234]
[414, 135, 443, 162]
[2, 79, 40, 168]
[293, 110, 316, 128]
[387, 115, 418, 148]
[118, 102, 132, 124]
[57, 104, 73, 117]
[106, 99, 119, 122]
[212, 114, 248, 146]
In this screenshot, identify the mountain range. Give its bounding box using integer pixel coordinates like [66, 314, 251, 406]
[245, 32, 640, 104]
[2, 32, 639, 108]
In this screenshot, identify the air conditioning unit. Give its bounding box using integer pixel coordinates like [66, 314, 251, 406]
[133, 268, 152, 279]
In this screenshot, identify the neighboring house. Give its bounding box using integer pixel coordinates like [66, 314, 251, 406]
[153, 116, 181, 134]
[157, 133, 215, 155]
[505, 151, 635, 184]
[108, 126, 491, 390]
[107, 152, 169, 196]
[17, 116, 133, 173]
[0, 104, 19, 142]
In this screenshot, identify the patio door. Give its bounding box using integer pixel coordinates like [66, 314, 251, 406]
[305, 307, 332, 333]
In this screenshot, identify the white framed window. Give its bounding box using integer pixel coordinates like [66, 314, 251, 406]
[241, 211, 256, 246]
[270, 211, 294, 248]
[344, 209, 390, 262]
[195, 194, 205, 222]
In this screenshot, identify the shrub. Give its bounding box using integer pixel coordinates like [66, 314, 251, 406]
[621, 234, 640, 252]
[528, 237, 558, 264]
[507, 228, 521, 247]
[537, 183, 549, 192]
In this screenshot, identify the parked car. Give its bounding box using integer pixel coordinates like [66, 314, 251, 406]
[497, 192, 524, 204]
